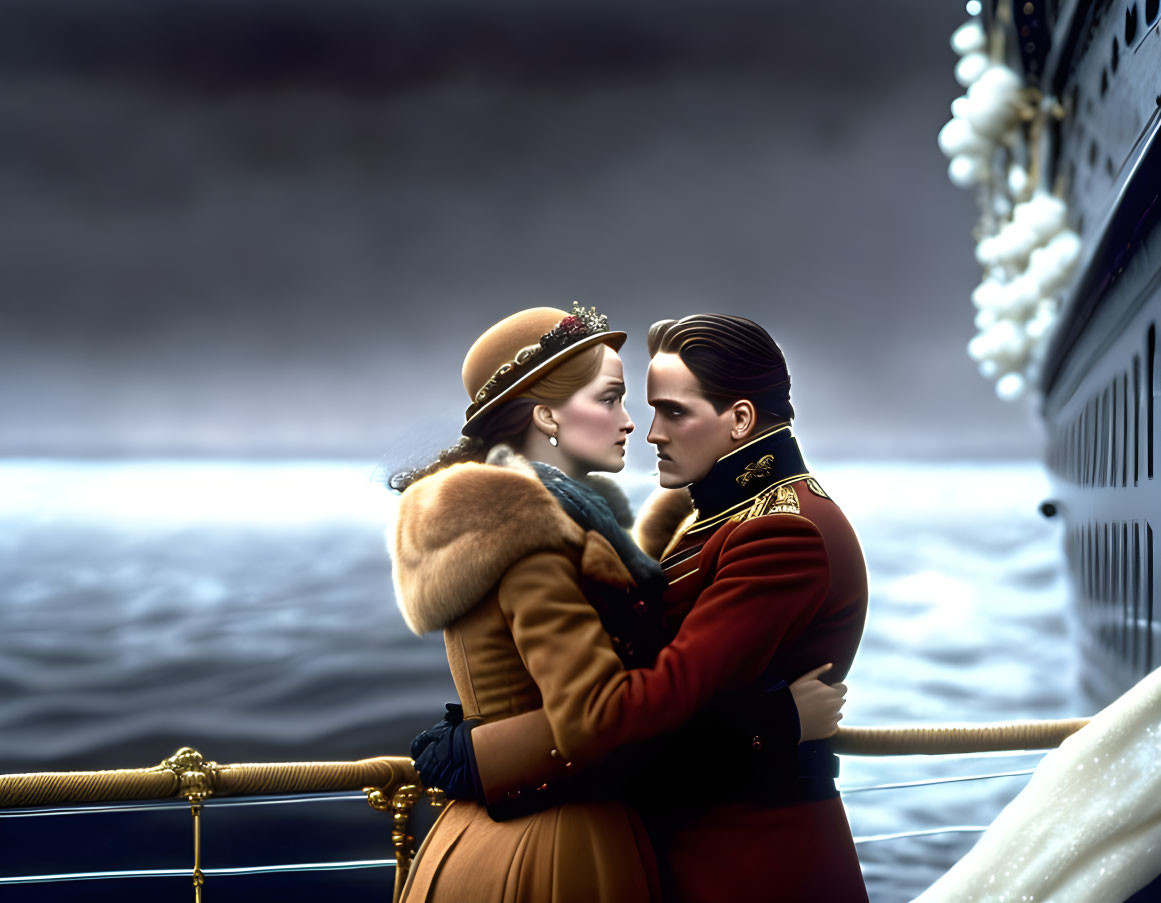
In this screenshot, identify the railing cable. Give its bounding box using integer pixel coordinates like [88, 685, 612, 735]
[0, 859, 396, 886]
[853, 826, 989, 845]
[841, 767, 1035, 794]
[0, 791, 369, 818]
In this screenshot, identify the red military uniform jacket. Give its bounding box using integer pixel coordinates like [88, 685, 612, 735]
[637, 426, 869, 902]
[641, 427, 866, 718]
[470, 427, 870, 901]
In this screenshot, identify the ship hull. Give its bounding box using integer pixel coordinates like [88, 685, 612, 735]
[1032, 0, 1161, 709]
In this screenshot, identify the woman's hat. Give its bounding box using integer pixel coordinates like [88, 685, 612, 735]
[461, 303, 626, 436]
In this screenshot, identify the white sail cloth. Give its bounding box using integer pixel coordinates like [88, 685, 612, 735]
[914, 667, 1161, 902]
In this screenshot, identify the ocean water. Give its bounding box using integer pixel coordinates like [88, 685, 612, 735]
[0, 459, 1086, 901]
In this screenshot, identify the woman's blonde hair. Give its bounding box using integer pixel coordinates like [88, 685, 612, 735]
[518, 343, 605, 404]
[389, 345, 605, 491]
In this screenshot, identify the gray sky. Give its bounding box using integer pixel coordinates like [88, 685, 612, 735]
[0, 0, 1048, 463]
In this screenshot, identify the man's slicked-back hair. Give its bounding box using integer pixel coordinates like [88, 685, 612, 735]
[647, 314, 795, 424]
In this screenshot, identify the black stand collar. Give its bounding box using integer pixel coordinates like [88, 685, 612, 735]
[688, 426, 808, 522]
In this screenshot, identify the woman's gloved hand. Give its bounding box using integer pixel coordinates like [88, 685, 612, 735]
[410, 703, 486, 801]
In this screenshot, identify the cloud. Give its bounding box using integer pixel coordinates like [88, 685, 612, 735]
[0, 2, 1040, 458]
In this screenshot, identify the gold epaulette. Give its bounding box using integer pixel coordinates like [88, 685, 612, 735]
[805, 478, 829, 500]
[731, 483, 801, 522]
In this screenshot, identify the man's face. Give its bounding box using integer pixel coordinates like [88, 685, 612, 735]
[646, 352, 738, 488]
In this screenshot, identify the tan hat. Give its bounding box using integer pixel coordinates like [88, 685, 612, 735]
[461, 303, 626, 436]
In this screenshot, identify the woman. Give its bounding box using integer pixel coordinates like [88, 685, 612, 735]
[390, 305, 835, 902]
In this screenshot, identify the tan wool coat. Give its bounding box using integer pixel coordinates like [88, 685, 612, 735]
[391, 455, 662, 903]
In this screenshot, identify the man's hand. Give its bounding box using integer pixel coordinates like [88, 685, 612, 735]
[790, 664, 845, 742]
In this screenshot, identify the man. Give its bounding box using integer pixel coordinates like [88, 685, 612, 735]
[417, 314, 869, 901]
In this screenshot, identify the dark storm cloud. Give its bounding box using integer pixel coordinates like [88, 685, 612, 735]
[0, 1, 1046, 460]
[2, 0, 939, 93]
[4, 3, 718, 91]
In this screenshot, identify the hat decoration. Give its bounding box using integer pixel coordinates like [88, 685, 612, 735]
[538, 305, 609, 354]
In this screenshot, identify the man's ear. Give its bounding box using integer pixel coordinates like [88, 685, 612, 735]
[729, 399, 758, 441]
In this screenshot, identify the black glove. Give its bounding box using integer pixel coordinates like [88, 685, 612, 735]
[410, 703, 485, 802]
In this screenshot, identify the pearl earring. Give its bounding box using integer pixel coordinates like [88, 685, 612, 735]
[548, 434, 559, 447]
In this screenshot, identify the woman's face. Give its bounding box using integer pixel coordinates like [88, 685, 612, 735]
[551, 345, 635, 474]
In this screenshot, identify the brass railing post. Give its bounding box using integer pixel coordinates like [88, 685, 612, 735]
[190, 797, 205, 902]
[162, 748, 219, 903]
[366, 781, 424, 903]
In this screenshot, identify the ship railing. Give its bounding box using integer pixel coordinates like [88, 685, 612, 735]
[0, 718, 1091, 903]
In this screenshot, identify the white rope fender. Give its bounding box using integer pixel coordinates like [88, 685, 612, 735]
[938, 14, 1083, 401]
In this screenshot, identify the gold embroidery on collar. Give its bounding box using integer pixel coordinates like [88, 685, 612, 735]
[684, 497, 760, 535]
[684, 472, 810, 535]
[736, 454, 776, 487]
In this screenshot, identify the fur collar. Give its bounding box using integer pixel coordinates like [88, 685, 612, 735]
[391, 449, 588, 635]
